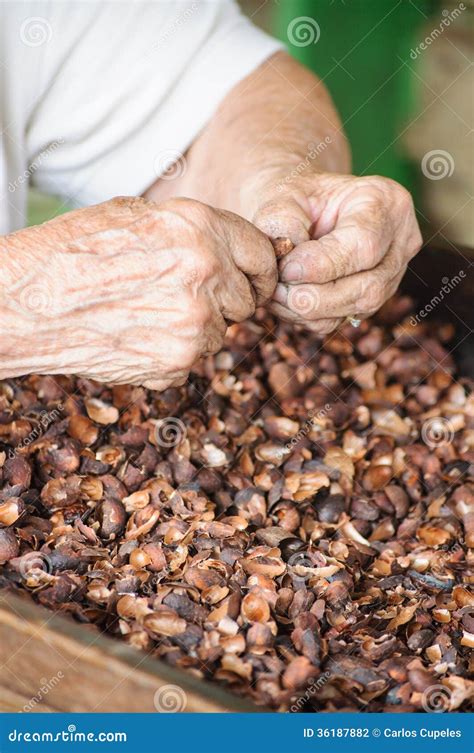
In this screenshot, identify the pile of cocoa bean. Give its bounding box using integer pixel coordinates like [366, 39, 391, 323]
[0, 296, 472, 712]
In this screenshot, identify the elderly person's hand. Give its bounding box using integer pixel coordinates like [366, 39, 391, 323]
[251, 172, 423, 335]
[148, 52, 422, 336]
[0, 197, 276, 389]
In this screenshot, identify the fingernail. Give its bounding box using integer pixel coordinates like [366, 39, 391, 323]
[280, 261, 303, 282]
[273, 283, 288, 305]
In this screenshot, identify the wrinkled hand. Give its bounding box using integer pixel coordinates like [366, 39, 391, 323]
[249, 173, 422, 334]
[5, 197, 276, 389]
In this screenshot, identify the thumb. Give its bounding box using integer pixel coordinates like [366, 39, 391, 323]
[215, 208, 278, 307]
[252, 193, 312, 246]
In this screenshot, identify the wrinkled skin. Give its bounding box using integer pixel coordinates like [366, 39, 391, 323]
[2, 53, 423, 388]
[249, 173, 423, 335]
[1, 197, 276, 389]
[149, 52, 423, 339]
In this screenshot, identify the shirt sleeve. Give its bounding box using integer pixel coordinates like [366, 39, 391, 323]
[16, 0, 283, 206]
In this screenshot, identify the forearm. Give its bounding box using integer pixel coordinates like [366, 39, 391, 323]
[0, 230, 44, 379]
[145, 52, 351, 216]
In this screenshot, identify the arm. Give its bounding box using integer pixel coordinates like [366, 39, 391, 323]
[146, 52, 422, 334]
[146, 52, 350, 217]
[0, 197, 276, 387]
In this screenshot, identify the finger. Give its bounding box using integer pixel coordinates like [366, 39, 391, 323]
[142, 371, 189, 391]
[269, 301, 343, 335]
[273, 255, 405, 320]
[305, 318, 345, 335]
[211, 265, 257, 323]
[252, 194, 312, 246]
[216, 208, 278, 306]
[142, 378, 173, 391]
[279, 202, 391, 284]
[202, 311, 227, 354]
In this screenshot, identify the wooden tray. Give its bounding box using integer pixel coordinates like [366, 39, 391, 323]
[0, 591, 260, 713]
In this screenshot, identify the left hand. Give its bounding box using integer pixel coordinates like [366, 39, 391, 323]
[248, 172, 423, 335]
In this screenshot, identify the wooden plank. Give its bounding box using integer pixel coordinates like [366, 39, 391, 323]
[0, 686, 56, 713]
[0, 592, 259, 713]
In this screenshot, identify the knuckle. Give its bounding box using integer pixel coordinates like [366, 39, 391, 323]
[358, 277, 385, 314]
[365, 175, 396, 193]
[409, 226, 423, 258]
[204, 330, 225, 356]
[331, 243, 350, 275]
[368, 177, 415, 215]
[194, 249, 219, 279]
[174, 341, 199, 370]
[384, 255, 401, 279]
[357, 228, 382, 268]
[395, 184, 415, 212]
[322, 241, 351, 279]
[158, 198, 214, 239]
[189, 301, 214, 334]
[309, 318, 341, 336]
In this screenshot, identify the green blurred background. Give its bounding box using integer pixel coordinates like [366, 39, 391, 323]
[274, 0, 433, 191]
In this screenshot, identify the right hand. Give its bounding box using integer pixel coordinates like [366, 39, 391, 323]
[3, 197, 276, 389]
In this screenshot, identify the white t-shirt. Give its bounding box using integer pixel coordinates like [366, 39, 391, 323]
[0, 0, 281, 234]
